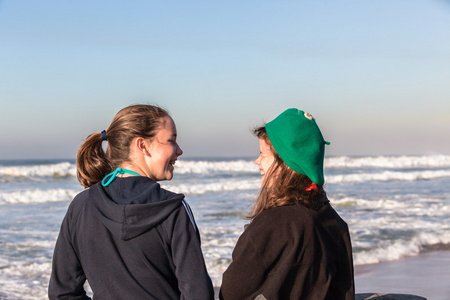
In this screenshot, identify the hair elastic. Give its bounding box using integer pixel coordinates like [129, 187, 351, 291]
[101, 130, 107, 141]
[305, 182, 318, 191]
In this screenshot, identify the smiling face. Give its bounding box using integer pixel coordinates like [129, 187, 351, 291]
[255, 138, 275, 186]
[145, 116, 183, 181]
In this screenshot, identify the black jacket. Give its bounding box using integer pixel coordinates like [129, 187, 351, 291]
[49, 176, 214, 300]
[220, 198, 354, 300]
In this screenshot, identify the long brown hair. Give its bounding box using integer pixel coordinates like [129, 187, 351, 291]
[76, 104, 169, 188]
[247, 126, 326, 220]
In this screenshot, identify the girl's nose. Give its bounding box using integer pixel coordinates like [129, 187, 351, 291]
[176, 143, 183, 156]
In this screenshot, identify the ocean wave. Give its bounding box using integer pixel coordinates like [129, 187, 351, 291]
[0, 260, 52, 299]
[177, 155, 450, 173]
[353, 232, 450, 265]
[331, 196, 408, 210]
[174, 160, 258, 174]
[154, 167, 449, 186]
[331, 195, 449, 213]
[325, 155, 450, 169]
[0, 160, 257, 178]
[326, 169, 450, 183]
[0, 162, 77, 178]
[2, 155, 450, 179]
[161, 178, 261, 195]
[0, 188, 80, 205]
[1, 169, 448, 204]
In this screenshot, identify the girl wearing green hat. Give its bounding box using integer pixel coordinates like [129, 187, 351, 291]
[220, 109, 355, 300]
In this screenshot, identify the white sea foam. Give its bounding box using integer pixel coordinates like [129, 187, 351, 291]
[2, 155, 449, 179]
[353, 241, 421, 265]
[326, 169, 450, 184]
[177, 155, 450, 174]
[331, 196, 408, 210]
[0, 261, 51, 299]
[0, 160, 257, 179]
[174, 160, 258, 174]
[199, 223, 247, 287]
[0, 162, 77, 178]
[3, 240, 57, 251]
[161, 178, 261, 195]
[332, 195, 450, 214]
[353, 231, 450, 265]
[0, 188, 80, 205]
[325, 155, 450, 169]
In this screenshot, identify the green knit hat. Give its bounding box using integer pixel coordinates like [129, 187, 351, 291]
[265, 108, 330, 186]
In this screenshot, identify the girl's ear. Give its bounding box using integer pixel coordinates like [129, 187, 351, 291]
[134, 137, 150, 156]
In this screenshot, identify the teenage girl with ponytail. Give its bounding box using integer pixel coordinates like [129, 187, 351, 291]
[220, 108, 355, 300]
[49, 104, 214, 299]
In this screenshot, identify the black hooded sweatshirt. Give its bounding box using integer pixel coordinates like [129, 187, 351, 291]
[49, 176, 214, 300]
[220, 197, 354, 300]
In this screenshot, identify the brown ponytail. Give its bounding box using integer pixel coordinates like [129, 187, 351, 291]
[76, 132, 112, 188]
[76, 104, 169, 188]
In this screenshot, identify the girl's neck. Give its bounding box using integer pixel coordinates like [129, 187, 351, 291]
[117, 163, 142, 177]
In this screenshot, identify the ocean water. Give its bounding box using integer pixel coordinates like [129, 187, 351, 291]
[1, 155, 450, 299]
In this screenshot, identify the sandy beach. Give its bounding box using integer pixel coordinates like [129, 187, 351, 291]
[354, 250, 450, 300]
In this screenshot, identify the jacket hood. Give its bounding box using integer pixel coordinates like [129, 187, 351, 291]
[89, 177, 184, 241]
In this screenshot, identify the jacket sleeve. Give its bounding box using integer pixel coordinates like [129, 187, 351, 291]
[219, 221, 270, 300]
[166, 200, 215, 300]
[48, 200, 91, 300]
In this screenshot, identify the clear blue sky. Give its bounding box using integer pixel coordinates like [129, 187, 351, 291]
[1, 0, 449, 159]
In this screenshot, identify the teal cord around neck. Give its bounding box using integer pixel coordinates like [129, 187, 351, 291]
[102, 167, 141, 187]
